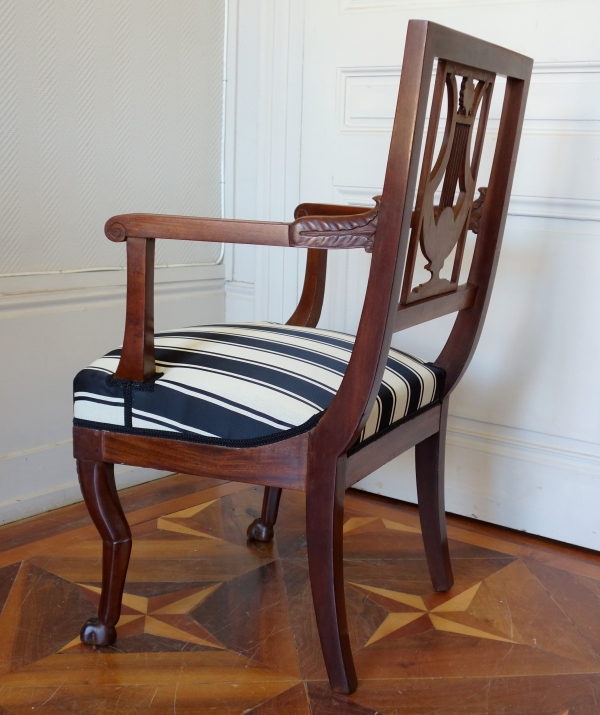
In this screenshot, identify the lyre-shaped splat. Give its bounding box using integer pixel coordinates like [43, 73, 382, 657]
[402, 61, 495, 304]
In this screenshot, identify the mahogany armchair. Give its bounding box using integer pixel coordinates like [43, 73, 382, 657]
[72, 21, 531, 694]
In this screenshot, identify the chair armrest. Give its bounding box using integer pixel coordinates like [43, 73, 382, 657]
[110, 202, 382, 382]
[289, 197, 381, 252]
[105, 214, 290, 247]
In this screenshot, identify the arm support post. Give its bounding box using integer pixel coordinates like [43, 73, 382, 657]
[114, 237, 155, 382]
[287, 248, 328, 328]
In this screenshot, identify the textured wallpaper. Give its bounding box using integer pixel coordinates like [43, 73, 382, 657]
[0, 0, 224, 274]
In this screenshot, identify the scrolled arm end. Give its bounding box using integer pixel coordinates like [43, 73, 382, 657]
[105, 219, 127, 242]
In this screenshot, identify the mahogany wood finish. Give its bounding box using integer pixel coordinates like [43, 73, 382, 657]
[415, 401, 453, 591]
[286, 248, 328, 329]
[74, 21, 531, 694]
[289, 198, 380, 252]
[114, 237, 156, 382]
[77, 460, 131, 646]
[105, 214, 290, 246]
[73, 426, 309, 491]
[246, 486, 283, 542]
[345, 405, 441, 488]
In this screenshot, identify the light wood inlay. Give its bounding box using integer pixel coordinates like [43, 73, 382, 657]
[0, 474, 597, 711]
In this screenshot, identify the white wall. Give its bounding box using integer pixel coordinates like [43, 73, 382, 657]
[223, 0, 600, 549]
[0, 1, 226, 524]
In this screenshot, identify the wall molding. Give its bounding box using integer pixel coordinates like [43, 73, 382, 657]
[447, 416, 600, 478]
[341, 0, 563, 11]
[529, 61, 600, 74]
[338, 61, 600, 132]
[0, 277, 225, 318]
[223, 0, 306, 324]
[334, 185, 600, 223]
[0, 264, 226, 526]
[508, 195, 600, 222]
[355, 415, 600, 550]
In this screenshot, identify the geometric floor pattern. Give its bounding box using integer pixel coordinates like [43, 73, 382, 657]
[0, 474, 600, 713]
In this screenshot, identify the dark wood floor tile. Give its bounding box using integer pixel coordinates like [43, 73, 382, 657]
[346, 579, 389, 653]
[344, 674, 600, 714]
[307, 682, 381, 714]
[280, 558, 325, 679]
[4, 481, 600, 710]
[481, 560, 600, 667]
[352, 631, 600, 681]
[269, 491, 308, 559]
[98, 633, 220, 654]
[10, 565, 93, 671]
[525, 558, 600, 658]
[0, 565, 21, 618]
[0, 650, 297, 688]
[245, 683, 311, 714]
[0, 681, 297, 714]
[190, 560, 301, 678]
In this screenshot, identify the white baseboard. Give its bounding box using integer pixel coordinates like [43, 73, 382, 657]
[354, 415, 600, 551]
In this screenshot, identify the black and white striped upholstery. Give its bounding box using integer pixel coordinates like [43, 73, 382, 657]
[73, 322, 444, 449]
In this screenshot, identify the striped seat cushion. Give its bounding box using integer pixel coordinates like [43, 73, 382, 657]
[73, 322, 444, 449]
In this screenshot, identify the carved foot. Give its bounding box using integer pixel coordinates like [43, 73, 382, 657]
[247, 518, 274, 543]
[80, 618, 117, 647]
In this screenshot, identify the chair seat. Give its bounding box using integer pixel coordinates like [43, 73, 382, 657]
[73, 322, 444, 448]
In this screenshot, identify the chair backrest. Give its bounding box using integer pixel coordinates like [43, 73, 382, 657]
[312, 20, 532, 456]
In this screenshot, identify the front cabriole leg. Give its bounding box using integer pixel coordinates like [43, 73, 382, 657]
[77, 459, 132, 646]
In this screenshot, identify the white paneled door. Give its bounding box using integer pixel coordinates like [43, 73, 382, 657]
[226, 0, 600, 549]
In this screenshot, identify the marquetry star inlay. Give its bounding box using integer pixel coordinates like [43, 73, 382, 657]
[350, 581, 518, 646]
[61, 582, 224, 651]
[157, 499, 219, 539]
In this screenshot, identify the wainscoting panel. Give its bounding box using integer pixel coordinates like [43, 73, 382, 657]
[223, 0, 600, 547]
[0, 266, 225, 524]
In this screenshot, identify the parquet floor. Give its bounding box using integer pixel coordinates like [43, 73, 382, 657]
[0, 474, 599, 713]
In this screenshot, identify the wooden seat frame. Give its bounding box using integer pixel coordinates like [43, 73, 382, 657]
[73, 21, 532, 694]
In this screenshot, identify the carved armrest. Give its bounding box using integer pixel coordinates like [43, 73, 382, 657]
[289, 198, 381, 252]
[105, 214, 290, 247]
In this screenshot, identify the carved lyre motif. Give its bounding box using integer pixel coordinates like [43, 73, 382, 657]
[402, 60, 495, 304]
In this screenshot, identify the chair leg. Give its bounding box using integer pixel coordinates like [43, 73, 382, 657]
[77, 459, 132, 647]
[247, 486, 282, 542]
[415, 404, 454, 592]
[306, 458, 357, 694]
